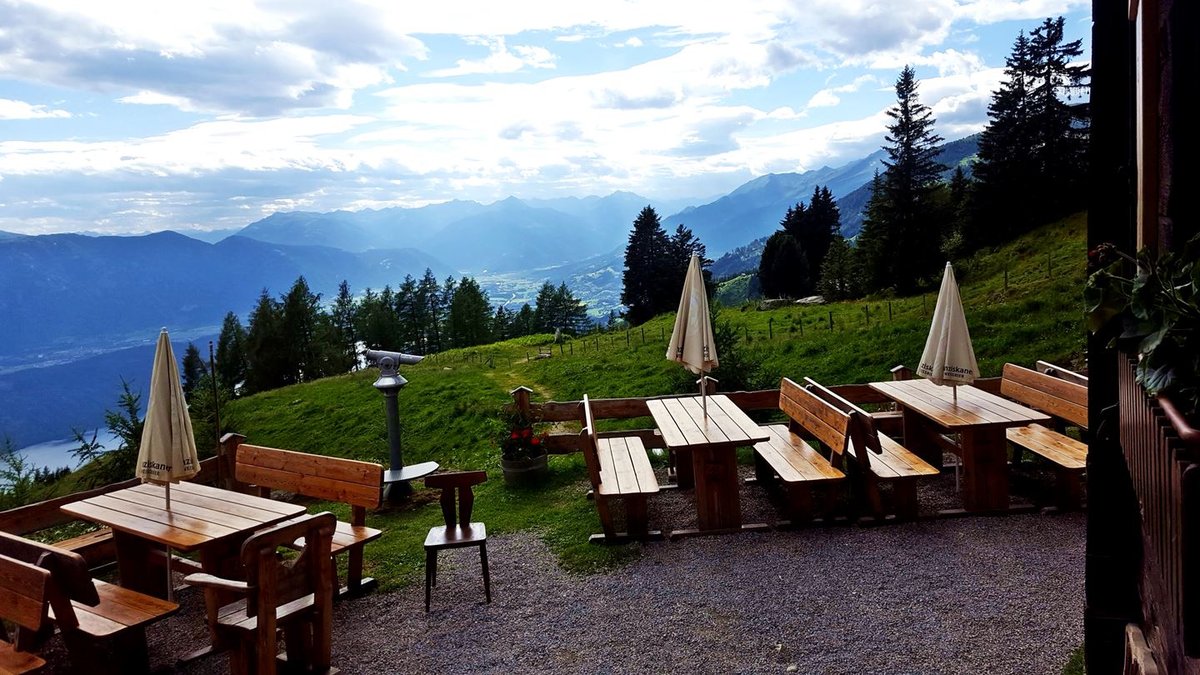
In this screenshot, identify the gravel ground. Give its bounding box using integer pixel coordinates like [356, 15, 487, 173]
[35, 462, 1084, 675]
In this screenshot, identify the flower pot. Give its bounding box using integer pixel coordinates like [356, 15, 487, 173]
[501, 454, 548, 486]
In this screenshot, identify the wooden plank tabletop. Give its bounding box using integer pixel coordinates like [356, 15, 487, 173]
[60, 482, 306, 552]
[647, 394, 769, 450]
[869, 379, 1051, 430]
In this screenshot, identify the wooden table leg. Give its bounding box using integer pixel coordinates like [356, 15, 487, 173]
[674, 448, 695, 489]
[113, 531, 168, 599]
[692, 445, 741, 530]
[901, 407, 943, 470]
[960, 428, 1009, 511]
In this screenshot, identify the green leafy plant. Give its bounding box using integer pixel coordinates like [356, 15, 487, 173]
[499, 409, 546, 461]
[1086, 233, 1200, 418]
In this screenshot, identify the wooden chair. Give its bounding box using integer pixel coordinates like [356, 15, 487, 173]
[0, 553, 50, 674]
[423, 471, 491, 612]
[184, 512, 337, 675]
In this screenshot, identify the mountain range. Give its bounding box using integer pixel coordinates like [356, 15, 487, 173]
[1, 133, 978, 447]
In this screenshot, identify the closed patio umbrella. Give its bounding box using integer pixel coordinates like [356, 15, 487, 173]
[667, 254, 719, 417]
[916, 262, 979, 401]
[136, 329, 200, 598]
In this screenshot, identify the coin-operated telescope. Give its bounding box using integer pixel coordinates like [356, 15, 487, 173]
[365, 349, 437, 501]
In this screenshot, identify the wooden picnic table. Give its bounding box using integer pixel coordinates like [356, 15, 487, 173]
[868, 379, 1051, 512]
[647, 394, 769, 533]
[60, 481, 306, 599]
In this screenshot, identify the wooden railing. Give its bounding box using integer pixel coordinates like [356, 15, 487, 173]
[1119, 352, 1200, 670]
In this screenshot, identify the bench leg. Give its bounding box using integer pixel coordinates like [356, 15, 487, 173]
[1056, 468, 1084, 511]
[864, 479, 886, 521]
[625, 496, 650, 540]
[595, 495, 617, 541]
[784, 484, 814, 523]
[753, 452, 775, 486]
[894, 481, 919, 521]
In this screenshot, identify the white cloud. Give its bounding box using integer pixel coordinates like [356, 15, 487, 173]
[117, 91, 196, 110]
[0, 98, 71, 120]
[954, 0, 1090, 23]
[619, 36, 644, 48]
[425, 38, 557, 77]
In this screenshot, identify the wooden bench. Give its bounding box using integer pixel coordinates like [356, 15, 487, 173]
[580, 395, 660, 543]
[0, 553, 50, 674]
[0, 531, 179, 674]
[229, 438, 384, 598]
[793, 377, 939, 521]
[1000, 362, 1089, 509]
[752, 380, 846, 523]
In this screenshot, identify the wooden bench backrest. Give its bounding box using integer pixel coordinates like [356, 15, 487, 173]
[0, 553, 51, 635]
[235, 444, 383, 510]
[802, 378, 883, 461]
[1001, 363, 1088, 429]
[1036, 360, 1088, 387]
[778, 378, 853, 457]
[578, 395, 603, 489]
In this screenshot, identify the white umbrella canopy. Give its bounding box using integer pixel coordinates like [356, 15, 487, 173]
[667, 254, 719, 414]
[136, 329, 200, 504]
[917, 262, 980, 399]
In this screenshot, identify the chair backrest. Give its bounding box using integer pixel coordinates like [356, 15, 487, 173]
[425, 471, 488, 528]
[1001, 363, 1089, 429]
[577, 396, 603, 489]
[235, 444, 384, 510]
[0, 552, 51, 652]
[239, 512, 336, 619]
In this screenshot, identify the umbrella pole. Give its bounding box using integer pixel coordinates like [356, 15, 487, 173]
[952, 385, 958, 405]
[165, 482, 173, 601]
[700, 371, 707, 419]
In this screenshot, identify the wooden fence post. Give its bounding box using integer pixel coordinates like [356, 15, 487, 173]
[768, 317, 773, 340]
[829, 310, 834, 330]
[219, 432, 247, 492]
[510, 386, 533, 422]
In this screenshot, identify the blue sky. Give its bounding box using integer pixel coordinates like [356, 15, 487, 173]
[0, 1, 1091, 236]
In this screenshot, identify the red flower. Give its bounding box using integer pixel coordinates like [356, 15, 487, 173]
[510, 431, 519, 439]
[531, 436, 541, 446]
[522, 427, 532, 438]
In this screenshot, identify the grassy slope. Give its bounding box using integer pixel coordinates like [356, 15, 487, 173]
[223, 212, 1086, 589]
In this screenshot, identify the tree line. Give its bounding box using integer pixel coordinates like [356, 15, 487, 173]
[759, 16, 1086, 299]
[184, 271, 589, 397]
[620, 206, 711, 325]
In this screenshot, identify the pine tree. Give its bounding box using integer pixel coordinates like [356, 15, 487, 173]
[181, 342, 207, 396]
[280, 276, 322, 384]
[446, 277, 491, 347]
[492, 305, 512, 341]
[215, 311, 247, 394]
[870, 65, 947, 293]
[817, 236, 861, 301]
[418, 269, 443, 353]
[533, 282, 557, 333]
[621, 206, 670, 325]
[330, 280, 358, 368]
[512, 304, 536, 337]
[758, 231, 809, 298]
[1028, 16, 1088, 216]
[243, 289, 289, 393]
[972, 18, 1087, 244]
[855, 171, 894, 293]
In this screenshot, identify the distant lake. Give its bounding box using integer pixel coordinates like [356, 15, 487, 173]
[9, 429, 122, 474]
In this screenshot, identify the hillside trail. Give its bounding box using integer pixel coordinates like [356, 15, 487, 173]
[483, 357, 579, 434]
